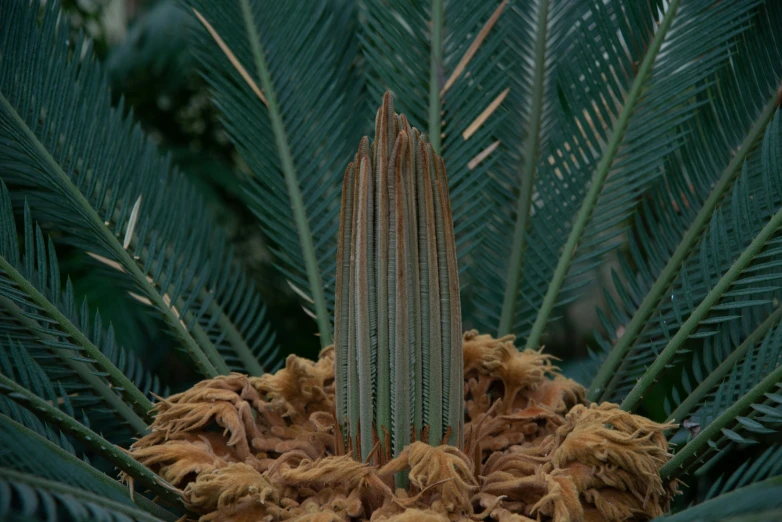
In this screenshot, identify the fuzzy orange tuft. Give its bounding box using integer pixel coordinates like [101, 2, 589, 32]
[129, 332, 677, 521]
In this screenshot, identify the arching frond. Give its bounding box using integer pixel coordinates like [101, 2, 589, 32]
[184, 0, 368, 345]
[0, 0, 280, 377]
[0, 181, 158, 438]
[588, 2, 782, 401]
[602, 108, 782, 408]
[0, 468, 167, 522]
[473, 0, 588, 334]
[0, 415, 176, 521]
[0, 340, 180, 506]
[480, 0, 768, 346]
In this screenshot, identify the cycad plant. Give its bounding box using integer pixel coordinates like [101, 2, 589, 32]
[3, 0, 782, 520]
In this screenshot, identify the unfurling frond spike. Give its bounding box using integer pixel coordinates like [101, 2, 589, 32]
[335, 93, 463, 477]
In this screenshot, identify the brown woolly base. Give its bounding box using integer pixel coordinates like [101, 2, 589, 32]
[129, 332, 679, 521]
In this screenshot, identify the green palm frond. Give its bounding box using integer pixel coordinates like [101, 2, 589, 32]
[0, 0, 280, 377]
[359, 0, 508, 284]
[475, 0, 588, 334]
[0, 181, 157, 437]
[646, 163, 782, 478]
[631, 139, 782, 415]
[0, 340, 179, 506]
[0, 469, 167, 522]
[478, 0, 766, 344]
[0, 415, 175, 520]
[184, 0, 367, 346]
[596, 107, 782, 408]
[706, 444, 782, 500]
[588, 2, 782, 400]
[656, 476, 782, 521]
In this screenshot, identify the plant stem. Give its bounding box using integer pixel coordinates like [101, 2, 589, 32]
[622, 205, 782, 411]
[498, 0, 549, 336]
[239, 0, 332, 348]
[588, 91, 781, 402]
[428, 0, 444, 154]
[666, 305, 782, 424]
[0, 374, 181, 506]
[525, 0, 681, 350]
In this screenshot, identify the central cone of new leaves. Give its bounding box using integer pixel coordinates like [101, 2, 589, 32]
[334, 93, 463, 463]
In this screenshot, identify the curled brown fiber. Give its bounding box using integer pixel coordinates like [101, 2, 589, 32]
[129, 332, 678, 521]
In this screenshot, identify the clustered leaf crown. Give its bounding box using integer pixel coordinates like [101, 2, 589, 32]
[335, 93, 462, 464]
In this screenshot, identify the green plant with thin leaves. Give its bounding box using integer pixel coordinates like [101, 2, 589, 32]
[3, 0, 782, 519]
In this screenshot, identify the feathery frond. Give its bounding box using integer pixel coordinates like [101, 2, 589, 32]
[589, 2, 782, 401]
[0, 0, 280, 377]
[0, 414, 176, 520]
[185, 0, 367, 345]
[0, 181, 157, 436]
[478, 0, 767, 346]
[618, 109, 782, 411]
[483, 0, 588, 335]
[0, 340, 180, 506]
[0, 469, 167, 522]
[359, 0, 509, 283]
